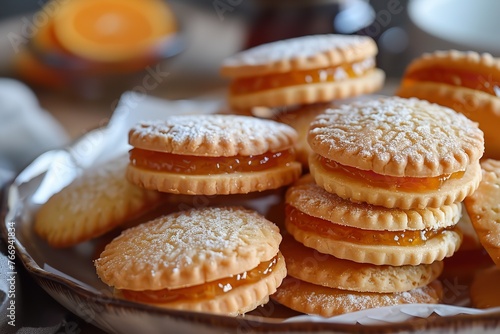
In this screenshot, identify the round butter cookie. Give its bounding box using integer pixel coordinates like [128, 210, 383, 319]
[308, 97, 484, 209]
[464, 159, 500, 266]
[34, 155, 164, 248]
[272, 277, 443, 317]
[280, 235, 443, 293]
[94, 206, 286, 315]
[285, 176, 462, 266]
[126, 114, 301, 195]
[396, 50, 500, 159]
[470, 266, 500, 309]
[220, 34, 385, 110]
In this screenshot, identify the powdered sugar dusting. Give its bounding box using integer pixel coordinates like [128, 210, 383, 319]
[223, 35, 372, 67]
[221, 34, 377, 77]
[64, 156, 130, 213]
[95, 206, 281, 290]
[274, 278, 441, 317]
[129, 114, 297, 156]
[308, 97, 484, 177]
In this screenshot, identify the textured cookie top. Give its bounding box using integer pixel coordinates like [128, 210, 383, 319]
[34, 155, 163, 247]
[286, 176, 461, 231]
[403, 50, 500, 78]
[273, 277, 442, 318]
[221, 34, 377, 78]
[308, 97, 484, 177]
[95, 206, 282, 291]
[129, 115, 297, 156]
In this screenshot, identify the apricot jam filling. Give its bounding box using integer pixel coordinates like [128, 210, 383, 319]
[130, 148, 295, 175]
[121, 255, 280, 304]
[286, 205, 453, 247]
[317, 155, 464, 192]
[403, 67, 500, 97]
[230, 58, 375, 95]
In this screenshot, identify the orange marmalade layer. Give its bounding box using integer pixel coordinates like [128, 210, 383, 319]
[403, 67, 500, 97]
[286, 205, 453, 247]
[121, 255, 279, 304]
[130, 148, 295, 175]
[317, 155, 464, 192]
[230, 58, 375, 95]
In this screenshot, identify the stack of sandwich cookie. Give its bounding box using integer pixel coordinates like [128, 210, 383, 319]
[220, 34, 385, 170]
[126, 114, 301, 195]
[271, 177, 450, 316]
[282, 176, 462, 266]
[275, 235, 443, 317]
[94, 206, 286, 315]
[273, 97, 484, 316]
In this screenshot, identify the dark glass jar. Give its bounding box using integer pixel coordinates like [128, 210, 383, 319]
[245, 0, 375, 49]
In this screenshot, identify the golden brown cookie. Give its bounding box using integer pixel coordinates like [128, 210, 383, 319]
[272, 277, 443, 317]
[464, 159, 500, 265]
[285, 204, 461, 267]
[308, 97, 484, 209]
[126, 115, 302, 195]
[220, 34, 384, 110]
[94, 206, 286, 315]
[396, 50, 500, 159]
[470, 265, 500, 309]
[284, 176, 462, 266]
[34, 155, 164, 248]
[281, 235, 443, 293]
[286, 175, 461, 231]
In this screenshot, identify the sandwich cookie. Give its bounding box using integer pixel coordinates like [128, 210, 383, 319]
[35, 155, 164, 248]
[397, 50, 500, 159]
[284, 176, 462, 266]
[308, 97, 484, 209]
[127, 114, 302, 195]
[94, 206, 286, 315]
[221, 34, 385, 110]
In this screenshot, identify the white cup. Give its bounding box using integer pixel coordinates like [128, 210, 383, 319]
[407, 0, 500, 57]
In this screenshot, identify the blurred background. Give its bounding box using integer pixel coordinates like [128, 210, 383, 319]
[0, 0, 499, 169]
